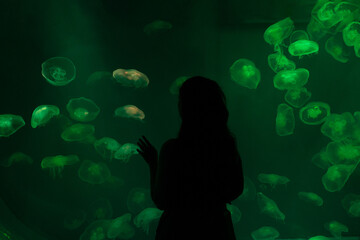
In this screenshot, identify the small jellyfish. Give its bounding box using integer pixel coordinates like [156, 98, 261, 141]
[0, 152, 33, 167]
[311, 147, 333, 170]
[288, 40, 319, 57]
[308, 236, 330, 240]
[114, 105, 145, 121]
[229, 58, 261, 89]
[321, 112, 355, 142]
[79, 220, 111, 240]
[86, 71, 113, 85]
[251, 226, 279, 240]
[267, 52, 296, 73]
[307, 17, 328, 41]
[64, 209, 87, 230]
[273, 68, 309, 90]
[342, 193, 360, 217]
[276, 103, 295, 136]
[169, 76, 189, 95]
[133, 208, 163, 234]
[297, 192, 323, 206]
[41, 57, 76, 86]
[61, 123, 95, 143]
[0, 114, 25, 137]
[127, 188, 153, 214]
[94, 137, 121, 160]
[324, 220, 349, 238]
[113, 68, 149, 88]
[41, 154, 80, 178]
[290, 30, 309, 44]
[114, 143, 140, 163]
[325, 35, 351, 63]
[264, 17, 294, 46]
[257, 192, 285, 222]
[226, 204, 242, 224]
[315, 1, 342, 28]
[343, 21, 360, 46]
[334, 1, 359, 20]
[144, 20, 172, 35]
[299, 102, 330, 125]
[31, 105, 60, 128]
[78, 160, 111, 184]
[107, 213, 135, 239]
[66, 97, 100, 122]
[322, 164, 357, 192]
[88, 198, 113, 221]
[285, 87, 311, 108]
[326, 141, 360, 165]
[257, 173, 290, 188]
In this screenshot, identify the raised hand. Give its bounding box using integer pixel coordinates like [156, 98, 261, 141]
[137, 136, 158, 166]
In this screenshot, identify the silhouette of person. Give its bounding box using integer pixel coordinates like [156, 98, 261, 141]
[137, 76, 244, 240]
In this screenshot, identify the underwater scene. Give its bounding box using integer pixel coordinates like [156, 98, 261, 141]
[1, 0, 360, 239]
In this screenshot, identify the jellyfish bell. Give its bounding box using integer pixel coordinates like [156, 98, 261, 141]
[41, 57, 76, 86]
[113, 68, 149, 88]
[288, 40, 320, 58]
[31, 105, 60, 128]
[0, 114, 25, 137]
[66, 97, 100, 122]
[299, 102, 330, 125]
[229, 58, 261, 89]
[114, 105, 145, 121]
[41, 154, 80, 178]
[78, 160, 111, 184]
[264, 17, 294, 46]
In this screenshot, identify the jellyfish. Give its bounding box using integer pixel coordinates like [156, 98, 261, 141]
[88, 198, 113, 221]
[257, 173, 290, 188]
[66, 97, 100, 122]
[311, 147, 333, 170]
[114, 143, 140, 163]
[324, 220, 349, 238]
[257, 192, 285, 222]
[234, 176, 257, 202]
[273, 68, 309, 90]
[127, 188, 153, 214]
[288, 40, 319, 57]
[0, 152, 33, 167]
[113, 68, 149, 88]
[355, 37, 360, 57]
[79, 220, 111, 240]
[264, 17, 294, 46]
[322, 164, 357, 192]
[169, 76, 189, 95]
[41, 154, 80, 178]
[290, 30, 309, 44]
[94, 137, 121, 160]
[133, 208, 163, 234]
[107, 213, 135, 239]
[285, 87, 311, 108]
[325, 35, 351, 63]
[31, 105, 60, 128]
[61, 123, 95, 143]
[267, 52, 296, 73]
[342, 193, 360, 217]
[297, 192, 323, 206]
[251, 226, 279, 240]
[334, 1, 359, 20]
[314, 1, 342, 28]
[0, 114, 25, 137]
[299, 102, 330, 125]
[229, 58, 261, 89]
[343, 21, 360, 46]
[321, 112, 355, 142]
[276, 103, 295, 137]
[86, 71, 114, 85]
[143, 20, 172, 35]
[64, 209, 87, 230]
[326, 141, 360, 165]
[114, 105, 145, 121]
[308, 236, 330, 240]
[41, 57, 76, 86]
[78, 160, 111, 184]
[226, 204, 242, 224]
[307, 17, 328, 41]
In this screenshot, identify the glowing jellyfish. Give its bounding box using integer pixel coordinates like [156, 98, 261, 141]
[61, 123, 95, 143]
[169, 76, 189, 95]
[80, 220, 111, 240]
[257, 192, 285, 222]
[325, 35, 351, 63]
[226, 204, 242, 224]
[64, 209, 87, 230]
[144, 20, 172, 35]
[285, 87, 311, 108]
[107, 213, 135, 239]
[343, 21, 360, 46]
[86, 71, 113, 85]
[88, 198, 113, 221]
[342, 193, 360, 217]
[299, 102, 330, 125]
[114, 105, 145, 121]
[324, 220, 348, 238]
[114, 143, 140, 163]
[251, 226, 279, 240]
[66, 97, 100, 122]
[113, 69, 149, 88]
[307, 17, 328, 41]
[0, 152, 33, 167]
[257, 173, 290, 188]
[312, 147, 333, 170]
[321, 112, 355, 142]
[78, 160, 111, 184]
[288, 40, 319, 57]
[273, 68, 309, 90]
[308, 236, 330, 240]
[264, 17, 294, 46]
[229, 58, 261, 89]
[276, 103, 295, 136]
[133, 208, 163, 234]
[0, 114, 25, 137]
[41, 154, 80, 178]
[326, 141, 360, 165]
[234, 176, 256, 202]
[267, 52, 296, 73]
[290, 30, 309, 44]
[41, 57, 76, 86]
[334, 1, 359, 20]
[297, 192, 323, 206]
[94, 137, 121, 160]
[31, 105, 60, 128]
[315, 1, 342, 28]
[354, 36, 360, 57]
[322, 164, 357, 192]
[127, 188, 153, 214]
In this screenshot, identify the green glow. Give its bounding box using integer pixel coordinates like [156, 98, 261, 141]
[264, 17, 294, 45]
[290, 30, 309, 44]
[143, 20, 172, 35]
[78, 160, 111, 184]
[308, 236, 330, 240]
[321, 112, 354, 142]
[0, 152, 33, 167]
[342, 194, 360, 217]
[64, 209, 86, 230]
[113, 69, 149, 88]
[257, 173, 290, 187]
[169, 76, 189, 95]
[315, 1, 342, 28]
[288, 40, 319, 57]
[285, 87, 311, 108]
[88, 198, 113, 221]
[94, 137, 121, 160]
[324, 220, 349, 238]
[257, 192, 285, 222]
[0, 114, 25, 137]
[251, 226, 279, 240]
[312, 147, 333, 170]
[127, 188, 151, 213]
[31, 105, 60, 128]
[80, 220, 111, 240]
[326, 141, 360, 165]
[41, 154, 79, 178]
[107, 213, 135, 239]
[342, 21, 360, 46]
[41, 57, 76, 86]
[226, 204, 242, 224]
[114, 143, 139, 162]
[299, 102, 330, 125]
[114, 105, 145, 121]
[325, 35, 351, 63]
[66, 97, 100, 122]
[273, 68, 309, 90]
[229, 58, 261, 89]
[134, 208, 163, 235]
[61, 123, 95, 143]
[355, 37, 360, 57]
[321, 164, 357, 192]
[267, 52, 296, 73]
[276, 103, 295, 136]
[307, 17, 328, 41]
[298, 192, 323, 206]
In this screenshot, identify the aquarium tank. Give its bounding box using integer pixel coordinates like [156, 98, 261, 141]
[1, 0, 360, 239]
